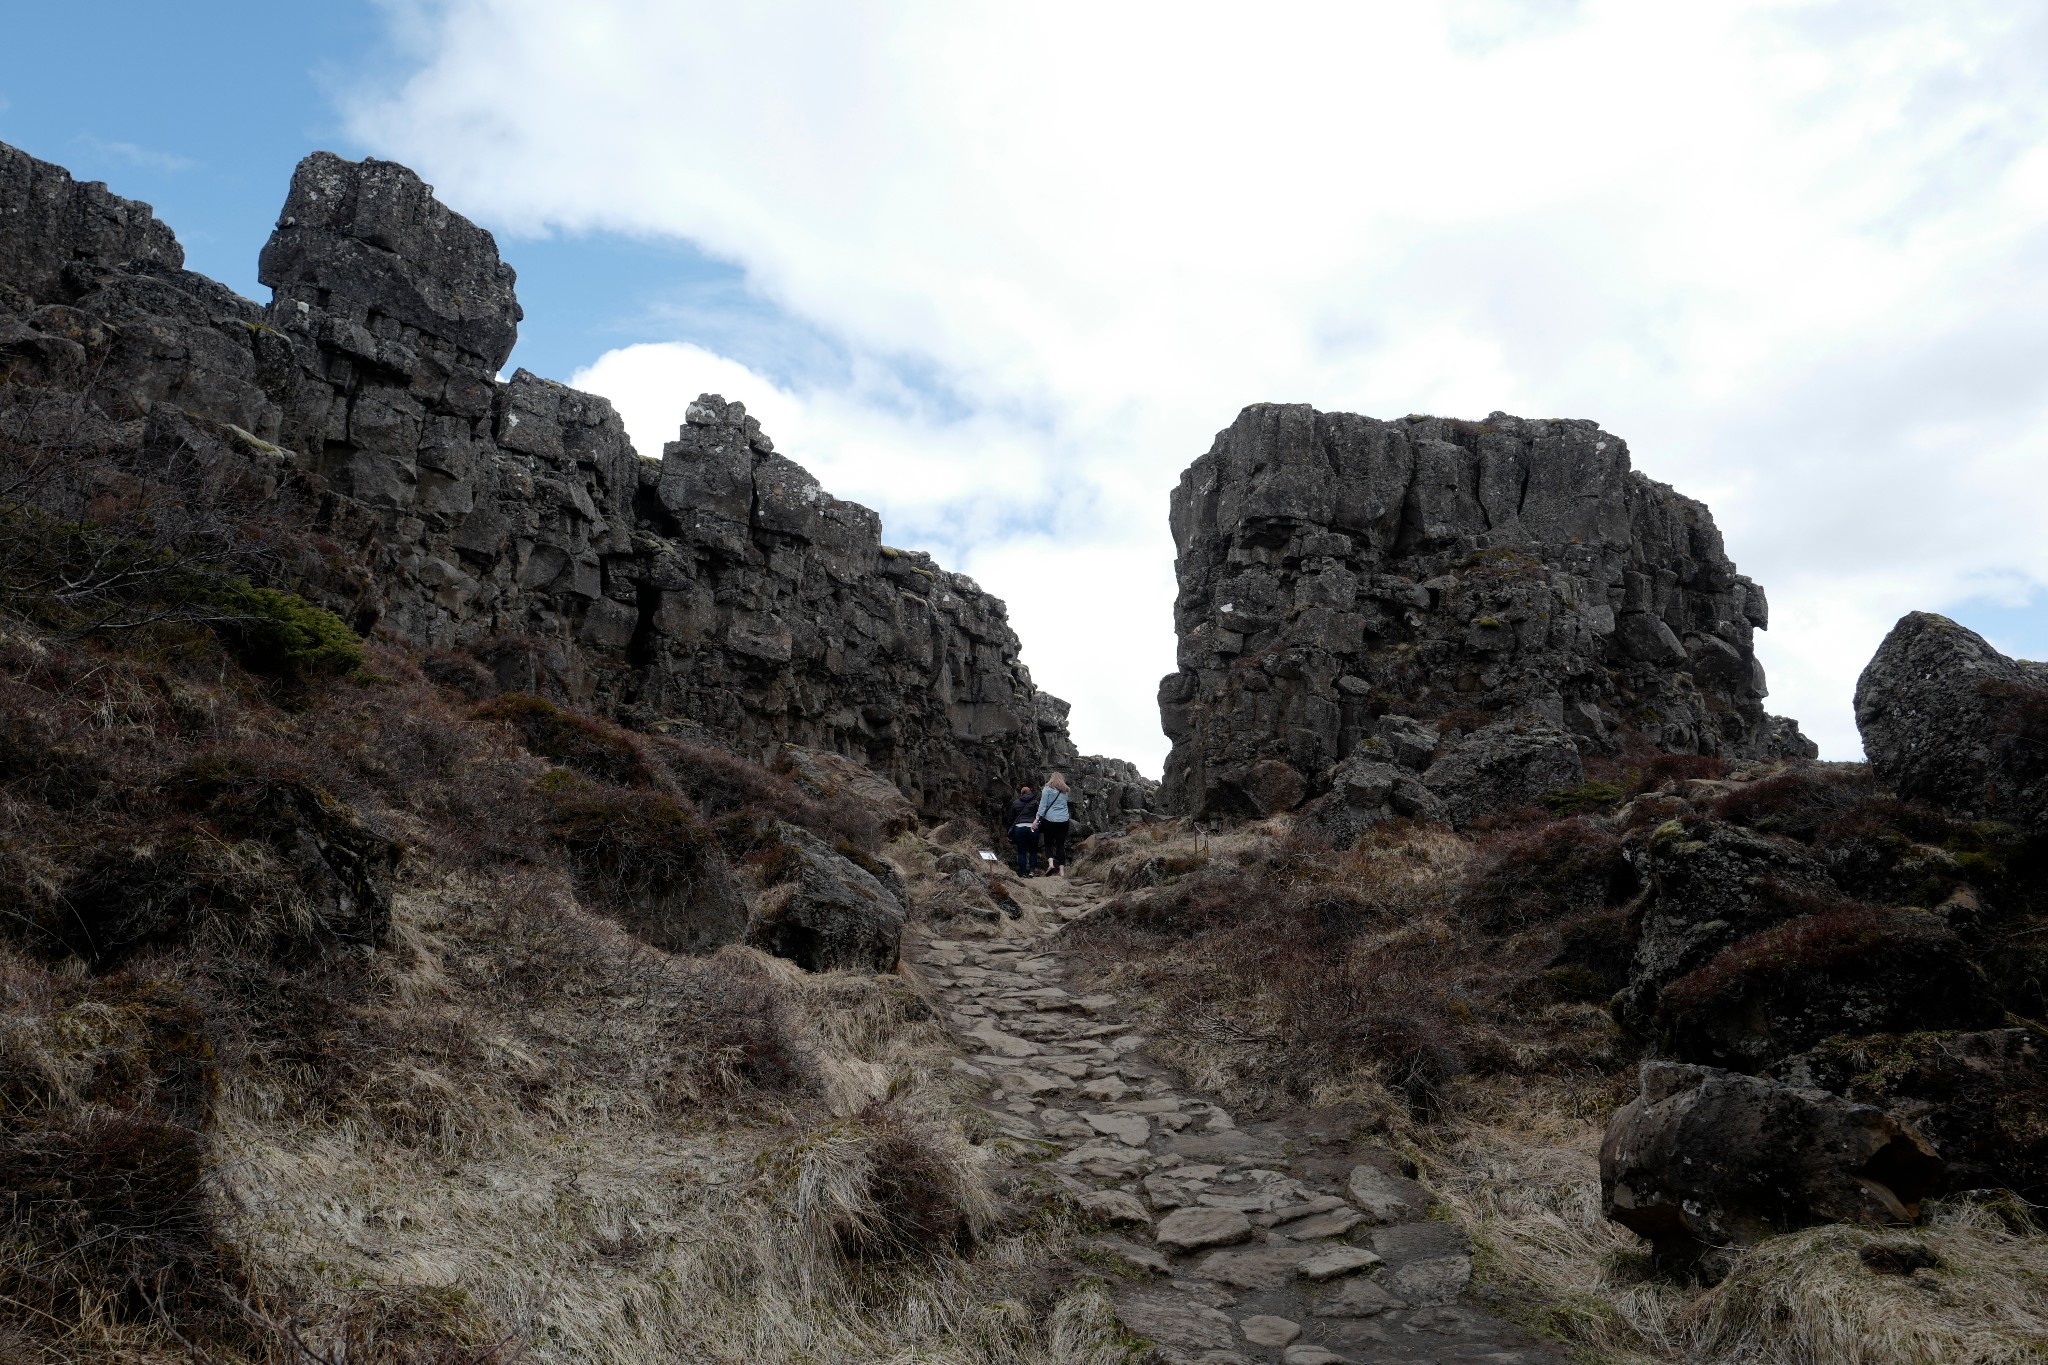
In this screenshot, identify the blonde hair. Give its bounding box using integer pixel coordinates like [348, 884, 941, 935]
[1046, 772, 1069, 793]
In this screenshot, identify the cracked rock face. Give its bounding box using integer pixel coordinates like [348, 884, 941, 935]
[0, 140, 1150, 821]
[1855, 611, 2048, 834]
[1158, 403, 1815, 818]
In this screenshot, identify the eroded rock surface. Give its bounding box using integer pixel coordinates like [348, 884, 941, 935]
[1159, 404, 1814, 818]
[1856, 612, 2048, 833]
[0, 140, 1146, 822]
[1601, 1061, 1942, 1270]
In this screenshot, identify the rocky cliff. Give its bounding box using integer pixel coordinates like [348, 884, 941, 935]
[0, 142, 1151, 821]
[1158, 404, 1813, 816]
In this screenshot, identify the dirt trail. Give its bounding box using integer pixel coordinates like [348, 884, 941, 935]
[908, 870, 1564, 1365]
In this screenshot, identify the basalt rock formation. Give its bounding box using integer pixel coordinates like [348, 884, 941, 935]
[0, 141, 1148, 822]
[1856, 612, 2048, 833]
[1159, 404, 1814, 818]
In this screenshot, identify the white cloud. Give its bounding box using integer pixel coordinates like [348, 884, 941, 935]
[350, 0, 2048, 771]
[73, 135, 196, 173]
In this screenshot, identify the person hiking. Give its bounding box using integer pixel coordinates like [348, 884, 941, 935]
[1007, 784, 1040, 876]
[1032, 772, 1072, 876]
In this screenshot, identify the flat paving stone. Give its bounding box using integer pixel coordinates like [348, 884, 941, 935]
[1079, 1189, 1152, 1226]
[909, 879, 1565, 1365]
[1382, 1254, 1472, 1306]
[1195, 1244, 1314, 1290]
[1084, 1111, 1152, 1146]
[1116, 1293, 1237, 1350]
[1277, 1208, 1366, 1241]
[1298, 1246, 1383, 1281]
[1282, 1345, 1352, 1365]
[1346, 1165, 1431, 1224]
[963, 1022, 1039, 1057]
[1240, 1314, 1302, 1347]
[1309, 1276, 1401, 1318]
[1155, 1206, 1255, 1252]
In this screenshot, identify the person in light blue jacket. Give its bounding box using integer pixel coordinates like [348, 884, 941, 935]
[1032, 772, 1072, 877]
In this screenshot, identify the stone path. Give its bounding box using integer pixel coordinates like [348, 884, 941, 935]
[908, 873, 1564, 1365]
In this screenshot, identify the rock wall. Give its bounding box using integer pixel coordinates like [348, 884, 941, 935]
[1159, 404, 1813, 816]
[0, 141, 1151, 820]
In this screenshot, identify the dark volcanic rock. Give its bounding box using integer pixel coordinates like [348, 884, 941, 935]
[1770, 1029, 2048, 1202]
[1601, 1061, 1942, 1270]
[0, 140, 1149, 821]
[0, 145, 184, 305]
[1655, 906, 1999, 1071]
[749, 824, 906, 973]
[1613, 817, 1834, 1032]
[1159, 403, 1813, 818]
[1855, 612, 2048, 833]
[1419, 719, 1584, 829]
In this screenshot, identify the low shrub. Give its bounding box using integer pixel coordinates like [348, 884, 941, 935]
[1463, 818, 1634, 932]
[538, 778, 746, 954]
[475, 692, 657, 786]
[1713, 767, 1884, 842]
[1657, 906, 1997, 1067]
[203, 578, 365, 680]
[657, 737, 879, 848]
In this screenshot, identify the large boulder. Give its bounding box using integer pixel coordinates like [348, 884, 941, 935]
[1855, 612, 2048, 833]
[748, 824, 906, 973]
[1771, 1029, 2048, 1202]
[1614, 817, 1834, 1031]
[1420, 720, 1584, 828]
[1601, 1062, 1942, 1270]
[258, 151, 522, 370]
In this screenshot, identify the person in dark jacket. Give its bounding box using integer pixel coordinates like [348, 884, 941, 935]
[1033, 772, 1072, 876]
[1007, 785, 1039, 875]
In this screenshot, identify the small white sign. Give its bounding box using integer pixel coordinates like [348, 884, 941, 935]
[977, 849, 999, 862]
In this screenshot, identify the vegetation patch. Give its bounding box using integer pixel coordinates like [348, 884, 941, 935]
[475, 690, 657, 786]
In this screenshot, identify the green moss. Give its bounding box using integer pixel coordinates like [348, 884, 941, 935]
[204, 579, 366, 679]
[1542, 781, 1624, 815]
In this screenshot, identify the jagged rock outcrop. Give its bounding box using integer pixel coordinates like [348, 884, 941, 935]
[0, 140, 1148, 819]
[1856, 612, 2048, 833]
[1159, 404, 1814, 818]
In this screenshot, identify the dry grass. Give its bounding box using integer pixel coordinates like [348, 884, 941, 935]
[207, 871, 1129, 1364]
[1068, 816, 1606, 1124]
[1420, 1077, 2048, 1365]
[0, 618, 1127, 1363]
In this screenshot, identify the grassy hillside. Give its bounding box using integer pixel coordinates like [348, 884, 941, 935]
[0, 397, 1126, 1363]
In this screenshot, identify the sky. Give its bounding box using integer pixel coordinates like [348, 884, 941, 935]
[6, 1, 2048, 774]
